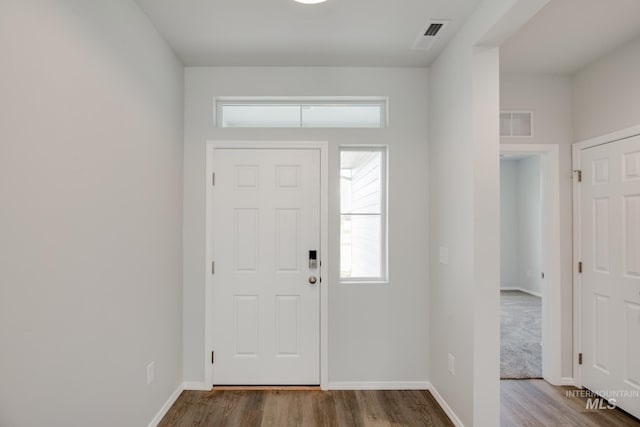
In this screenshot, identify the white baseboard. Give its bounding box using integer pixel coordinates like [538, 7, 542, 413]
[327, 381, 429, 390]
[147, 383, 184, 427]
[500, 287, 542, 298]
[183, 381, 212, 391]
[426, 382, 464, 427]
[559, 377, 575, 386]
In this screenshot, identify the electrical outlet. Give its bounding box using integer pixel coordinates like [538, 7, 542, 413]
[146, 362, 155, 385]
[448, 353, 455, 375]
[439, 247, 449, 265]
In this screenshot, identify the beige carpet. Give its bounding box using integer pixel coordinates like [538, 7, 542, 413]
[500, 290, 542, 379]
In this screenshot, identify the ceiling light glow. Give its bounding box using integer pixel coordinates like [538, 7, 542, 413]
[294, 0, 329, 4]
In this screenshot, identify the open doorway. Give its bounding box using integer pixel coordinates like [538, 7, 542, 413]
[500, 144, 562, 385]
[500, 153, 543, 379]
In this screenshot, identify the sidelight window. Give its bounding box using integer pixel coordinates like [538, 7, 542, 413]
[340, 147, 388, 282]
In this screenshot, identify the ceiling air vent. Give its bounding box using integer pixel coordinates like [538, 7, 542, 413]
[424, 23, 444, 36]
[412, 19, 450, 50]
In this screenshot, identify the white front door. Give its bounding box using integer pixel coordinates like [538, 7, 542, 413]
[580, 135, 640, 417]
[211, 148, 321, 385]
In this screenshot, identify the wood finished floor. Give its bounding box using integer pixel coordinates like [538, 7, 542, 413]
[158, 389, 454, 427]
[159, 380, 640, 426]
[501, 380, 640, 426]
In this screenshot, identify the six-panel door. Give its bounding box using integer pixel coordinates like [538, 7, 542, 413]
[212, 148, 321, 385]
[581, 135, 640, 418]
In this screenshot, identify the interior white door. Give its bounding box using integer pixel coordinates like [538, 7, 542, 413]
[580, 135, 640, 417]
[211, 148, 320, 385]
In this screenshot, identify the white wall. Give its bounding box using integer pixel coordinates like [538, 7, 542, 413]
[428, 0, 548, 424]
[573, 36, 640, 141]
[500, 157, 542, 294]
[499, 73, 573, 377]
[500, 160, 519, 287]
[0, 2, 184, 426]
[517, 156, 542, 295]
[183, 67, 429, 386]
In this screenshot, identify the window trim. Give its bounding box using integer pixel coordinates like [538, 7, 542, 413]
[215, 96, 388, 129]
[339, 145, 389, 284]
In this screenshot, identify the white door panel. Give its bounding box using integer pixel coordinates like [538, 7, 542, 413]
[581, 135, 640, 417]
[212, 148, 320, 385]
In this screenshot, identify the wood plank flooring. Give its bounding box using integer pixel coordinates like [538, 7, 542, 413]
[159, 380, 640, 426]
[501, 380, 640, 426]
[158, 389, 454, 427]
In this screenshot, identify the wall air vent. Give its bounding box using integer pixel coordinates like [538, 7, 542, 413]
[412, 19, 450, 50]
[500, 111, 533, 137]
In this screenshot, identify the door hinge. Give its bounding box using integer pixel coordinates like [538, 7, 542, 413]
[212, 261, 215, 275]
[212, 173, 216, 186]
[211, 351, 215, 364]
[578, 261, 583, 273]
[574, 169, 582, 182]
[578, 353, 583, 365]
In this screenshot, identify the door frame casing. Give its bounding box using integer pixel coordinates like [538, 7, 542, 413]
[204, 140, 329, 390]
[500, 143, 562, 385]
[572, 124, 640, 389]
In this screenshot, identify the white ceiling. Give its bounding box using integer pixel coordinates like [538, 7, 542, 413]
[500, 0, 640, 75]
[134, 0, 480, 67]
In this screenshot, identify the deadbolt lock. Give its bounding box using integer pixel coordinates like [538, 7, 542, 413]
[309, 250, 318, 269]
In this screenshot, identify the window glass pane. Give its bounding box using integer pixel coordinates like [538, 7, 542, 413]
[216, 99, 386, 128]
[340, 214, 382, 279]
[340, 150, 382, 214]
[340, 147, 386, 281]
[340, 169, 353, 213]
[220, 105, 300, 128]
[301, 104, 382, 128]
